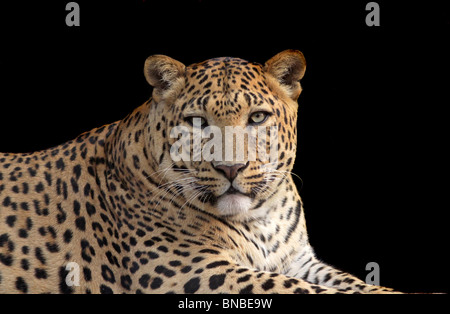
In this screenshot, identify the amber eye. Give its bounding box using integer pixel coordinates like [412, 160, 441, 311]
[185, 116, 208, 128]
[249, 112, 270, 125]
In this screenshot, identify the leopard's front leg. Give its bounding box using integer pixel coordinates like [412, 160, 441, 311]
[284, 245, 400, 294]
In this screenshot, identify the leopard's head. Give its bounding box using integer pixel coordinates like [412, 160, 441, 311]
[145, 50, 306, 220]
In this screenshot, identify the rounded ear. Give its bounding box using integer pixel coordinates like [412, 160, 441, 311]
[264, 50, 306, 100]
[144, 55, 186, 101]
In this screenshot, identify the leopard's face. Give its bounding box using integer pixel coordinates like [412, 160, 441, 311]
[145, 51, 306, 219]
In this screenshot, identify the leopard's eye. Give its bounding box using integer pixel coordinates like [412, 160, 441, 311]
[249, 112, 270, 125]
[185, 116, 208, 128]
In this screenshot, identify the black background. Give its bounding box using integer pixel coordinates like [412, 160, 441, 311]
[0, 0, 448, 293]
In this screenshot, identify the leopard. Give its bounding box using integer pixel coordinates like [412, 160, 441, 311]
[0, 50, 398, 293]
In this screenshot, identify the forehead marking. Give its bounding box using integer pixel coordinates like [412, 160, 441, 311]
[182, 57, 275, 121]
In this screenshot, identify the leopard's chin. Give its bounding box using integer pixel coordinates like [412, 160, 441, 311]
[216, 193, 252, 216]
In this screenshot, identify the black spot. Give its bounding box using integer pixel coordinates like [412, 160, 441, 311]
[73, 200, 81, 216]
[86, 202, 96, 216]
[56, 203, 67, 224]
[35, 268, 48, 279]
[73, 165, 82, 180]
[157, 245, 168, 252]
[311, 285, 327, 293]
[83, 267, 92, 282]
[173, 249, 189, 257]
[18, 229, 28, 238]
[332, 279, 342, 286]
[44, 172, 52, 186]
[262, 278, 275, 291]
[15, 277, 28, 293]
[155, 265, 176, 278]
[101, 264, 116, 284]
[184, 277, 200, 294]
[26, 167, 36, 177]
[138, 274, 150, 289]
[59, 266, 74, 294]
[62, 181, 68, 200]
[21, 259, 29, 270]
[239, 284, 254, 294]
[83, 183, 91, 197]
[206, 260, 230, 269]
[192, 256, 204, 263]
[130, 262, 140, 274]
[120, 275, 132, 291]
[26, 217, 32, 230]
[342, 278, 355, 284]
[198, 74, 209, 84]
[209, 274, 226, 290]
[199, 249, 220, 255]
[35, 182, 44, 193]
[2, 196, 11, 207]
[112, 242, 121, 254]
[150, 277, 163, 290]
[47, 226, 57, 239]
[46, 242, 60, 253]
[81, 240, 95, 263]
[129, 237, 137, 246]
[168, 260, 181, 267]
[5, 215, 16, 227]
[283, 278, 299, 288]
[122, 257, 130, 269]
[294, 287, 310, 294]
[0, 233, 9, 247]
[20, 202, 29, 211]
[181, 266, 192, 274]
[75, 217, 86, 231]
[0, 253, 13, 266]
[70, 178, 79, 193]
[35, 247, 46, 264]
[56, 158, 65, 171]
[38, 227, 46, 236]
[100, 284, 114, 294]
[144, 239, 155, 247]
[63, 230, 73, 243]
[237, 274, 252, 283]
[22, 182, 29, 194]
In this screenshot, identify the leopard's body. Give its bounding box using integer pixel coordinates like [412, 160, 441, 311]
[0, 51, 397, 293]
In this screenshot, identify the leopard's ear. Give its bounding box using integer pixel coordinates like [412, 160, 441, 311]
[144, 55, 186, 102]
[264, 50, 306, 100]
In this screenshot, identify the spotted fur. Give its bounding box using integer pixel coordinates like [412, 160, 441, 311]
[0, 50, 397, 293]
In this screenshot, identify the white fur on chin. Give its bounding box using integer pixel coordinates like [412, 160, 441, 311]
[216, 194, 252, 216]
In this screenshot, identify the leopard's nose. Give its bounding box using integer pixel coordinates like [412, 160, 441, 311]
[213, 162, 249, 181]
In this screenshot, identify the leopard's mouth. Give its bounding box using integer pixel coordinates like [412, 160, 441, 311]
[196, 185, 255, 217]
[223, 186, 252, 197]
